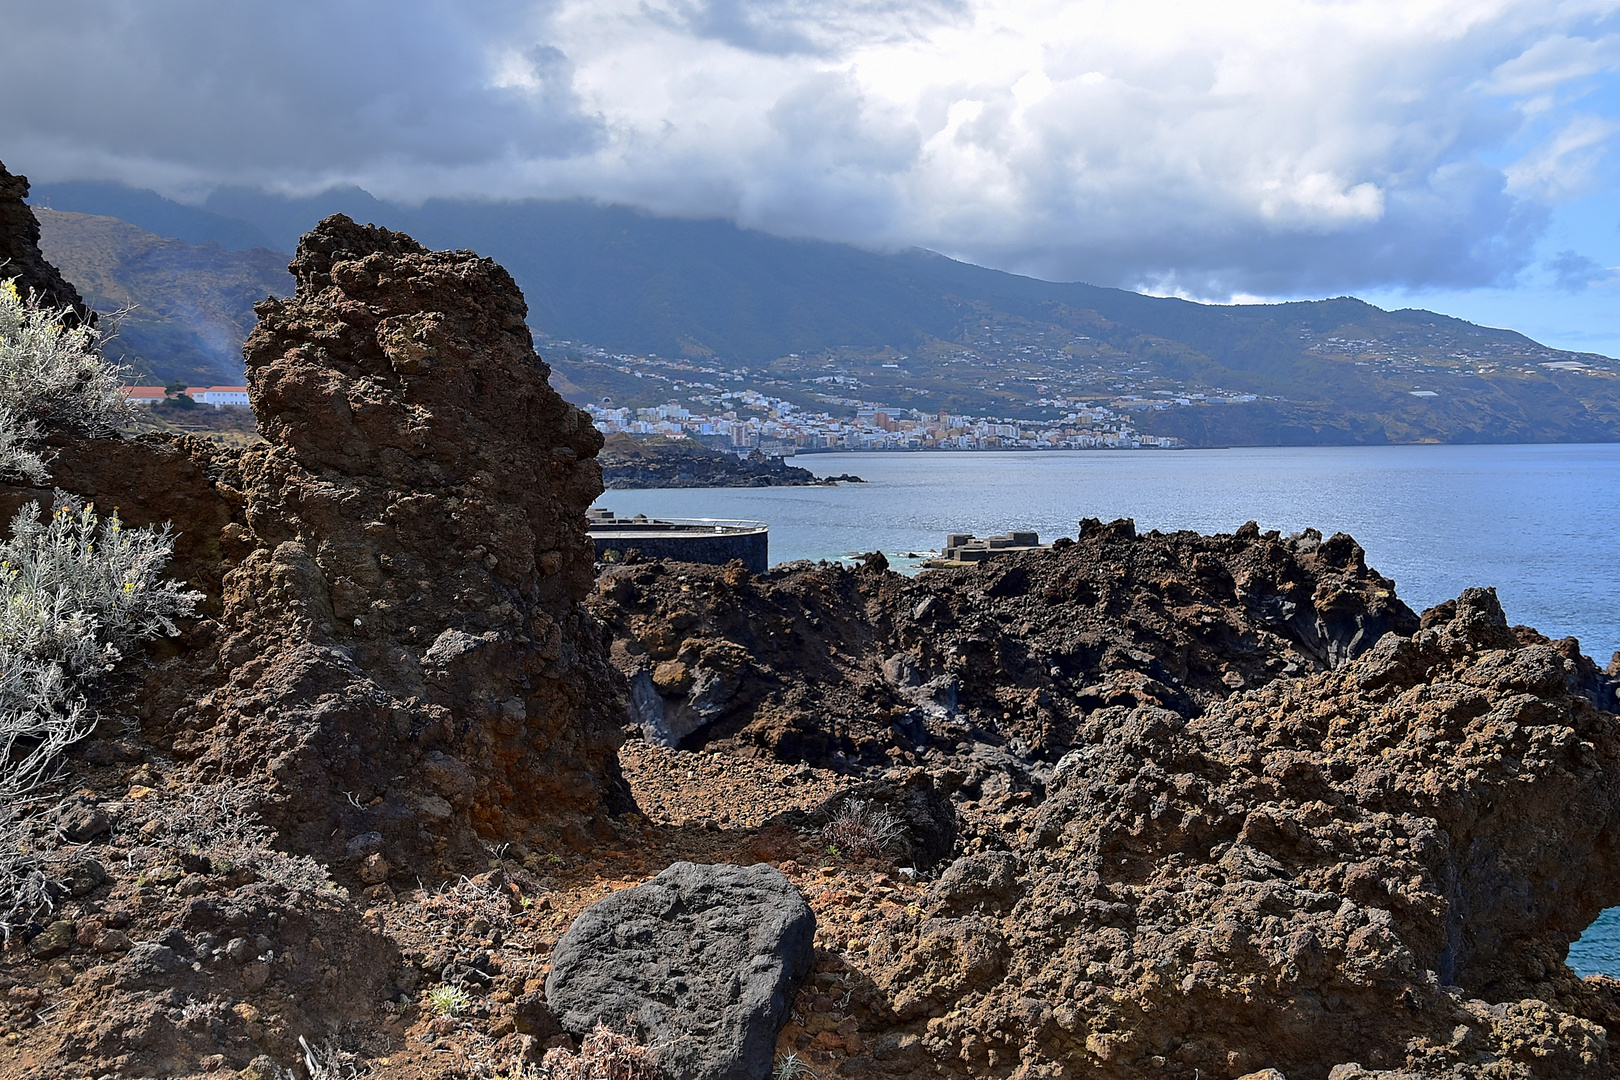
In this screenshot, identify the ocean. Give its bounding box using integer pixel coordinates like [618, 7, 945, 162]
[593, 442, 1620, 975]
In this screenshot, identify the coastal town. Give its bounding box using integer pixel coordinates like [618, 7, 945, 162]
[584, 393, 1184, 451]
[123, 382, 1190, 451]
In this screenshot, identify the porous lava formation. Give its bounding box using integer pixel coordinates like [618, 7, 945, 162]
[590, 524, 1620, 1078]
[43, 211, 627, 870]
[862, 588, 1620, 1078]
[170, 214, 626, 863]
[0, 201, 629, 1074]
[589, 518, 1421, 766]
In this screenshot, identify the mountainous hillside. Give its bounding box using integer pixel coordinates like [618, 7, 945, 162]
[28, 181, 1620, 444]
[32, 208, 290, 385]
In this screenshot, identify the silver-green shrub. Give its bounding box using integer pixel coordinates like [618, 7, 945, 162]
[0, 499, 201, 680]
[0, 276, 135, 483]
[0, 276, 196, 940]
[0, 497, 199, 798]
[0, 497, 200, 938]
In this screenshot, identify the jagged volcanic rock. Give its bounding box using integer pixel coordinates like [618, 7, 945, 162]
[162, 214, 626, 865]
[0, 161, 94, 323]
[588, 519, 1421, 766]
[859, 588, 1620, 1078]
[31, 213, 629, 875]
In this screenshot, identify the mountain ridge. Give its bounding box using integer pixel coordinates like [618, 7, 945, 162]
[25, 181, 1620, 445]
[32, 208, 290, 386]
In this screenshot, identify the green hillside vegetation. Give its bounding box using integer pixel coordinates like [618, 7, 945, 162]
[28, 185, 1620, 445]
[32, 209, 290, 386]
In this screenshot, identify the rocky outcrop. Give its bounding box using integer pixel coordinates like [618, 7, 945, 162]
[145, 214, 626, 868]
[859, 588, 1620, 1078]
[547, 861, 816, 1080]
[5, 211, 626, 873]
[0, 161, 93, 322]
[0, 212, 633, 1077]
[589, 519, 1420, 765]
[600, 433, 859, 488]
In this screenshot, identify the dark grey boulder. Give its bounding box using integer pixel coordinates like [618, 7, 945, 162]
[546, 861, 816, 1080]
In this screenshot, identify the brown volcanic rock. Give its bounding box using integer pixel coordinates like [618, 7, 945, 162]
[153, 214, 625, 865]
[0, 213, 633, 1080]
[858, 588, 1620, 1078]
[588, 519, 1420, 767]
[0, 160, 93, 322]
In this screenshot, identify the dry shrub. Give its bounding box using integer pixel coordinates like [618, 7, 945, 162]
[821, 799, 905, 860]
[538, 1023, 664, 1080]
[148, 779, 340, 896]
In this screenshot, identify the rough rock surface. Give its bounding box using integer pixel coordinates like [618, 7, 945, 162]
[0, 214, 632, 1078]
[132, 214, 628, 868]
[0, 161, 93, 322]
[589, 519, 1422, 765]
[860, 588, 1620, 1078]
[547, 861, 816, 1080]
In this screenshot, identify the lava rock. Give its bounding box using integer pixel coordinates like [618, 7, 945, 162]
[546, 861, 815, 1080]
[27, 920, 75, 960]
[58, 802, 111, 842]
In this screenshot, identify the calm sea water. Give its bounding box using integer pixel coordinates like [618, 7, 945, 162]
[594, 443, 1620, 974]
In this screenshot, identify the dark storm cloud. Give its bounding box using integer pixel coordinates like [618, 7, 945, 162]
[0, 0, 600, 184]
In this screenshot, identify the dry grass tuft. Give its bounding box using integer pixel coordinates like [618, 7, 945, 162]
[536, 1023, 664, 1080]
[821, 799, 905, 860]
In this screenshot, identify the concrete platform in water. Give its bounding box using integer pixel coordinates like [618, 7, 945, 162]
[588, 509, 769, 574]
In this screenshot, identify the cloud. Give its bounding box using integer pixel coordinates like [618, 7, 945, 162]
[645, 0, 969, 56]
[1546, 248, 1616, 291]
[5, 0, 1620, 297]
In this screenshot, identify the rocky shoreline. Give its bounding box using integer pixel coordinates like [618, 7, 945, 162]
[600, 433, 863, 488]
[2, 168, 1619, 1080]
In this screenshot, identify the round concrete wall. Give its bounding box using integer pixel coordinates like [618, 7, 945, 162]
[590, 517, 769, 574]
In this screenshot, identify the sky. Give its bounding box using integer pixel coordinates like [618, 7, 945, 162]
[3, 0, 1620, 353]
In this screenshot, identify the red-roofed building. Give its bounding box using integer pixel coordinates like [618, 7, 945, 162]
[124, 385, 250, 408]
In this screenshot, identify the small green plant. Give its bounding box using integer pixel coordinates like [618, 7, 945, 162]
[427, 984, 471, 1017]
[773, 1051, 816, 1080]
[547, 852, 564, 866]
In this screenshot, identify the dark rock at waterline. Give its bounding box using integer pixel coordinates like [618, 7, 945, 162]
[546, 861, 815, 1080]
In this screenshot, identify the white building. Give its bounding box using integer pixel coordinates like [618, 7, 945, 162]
[188, 386, 251, 409]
